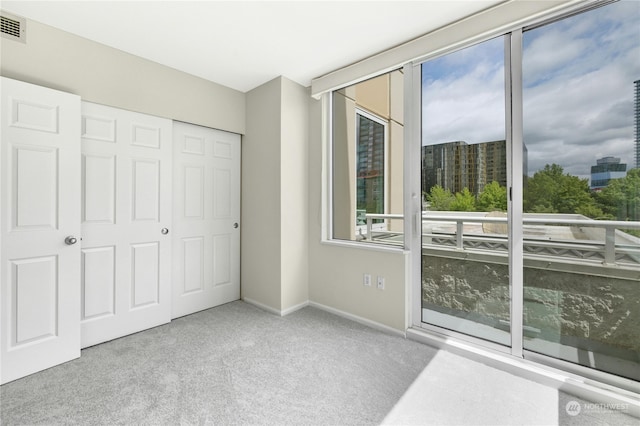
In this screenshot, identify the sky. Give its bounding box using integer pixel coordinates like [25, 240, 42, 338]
[421, 0, 640, 180]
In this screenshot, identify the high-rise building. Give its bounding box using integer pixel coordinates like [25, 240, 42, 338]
[590, 156, 627, 191]
[635, 80, 639, 169]
[421, 140, 507, 197]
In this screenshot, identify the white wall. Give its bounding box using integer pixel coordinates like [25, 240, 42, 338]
[0, 17, 245, 134]
[307, 96, 409, 332]
[242, 77, 283, 310]
[242, 76, 309, 313]
[280, 78, 310, 311]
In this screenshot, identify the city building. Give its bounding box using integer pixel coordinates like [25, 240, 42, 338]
[421, 140, 507, 197]
[590, 156, 627, 191]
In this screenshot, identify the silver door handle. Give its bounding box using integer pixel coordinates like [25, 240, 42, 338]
[161, 228, 169, 235]
[64, 236, 78, 245]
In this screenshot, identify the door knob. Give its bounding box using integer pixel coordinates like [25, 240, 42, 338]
[161, 228, 169, 235]
[64, 236, 78, 245]
[233, 223, 239, 229]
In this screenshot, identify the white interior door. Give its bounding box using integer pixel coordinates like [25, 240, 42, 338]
[0, 77, 81, 384]
[80, 102, 172, 348]
[172, 121, 240, 318]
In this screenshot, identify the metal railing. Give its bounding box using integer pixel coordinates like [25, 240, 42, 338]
[364, 212, 640, 266]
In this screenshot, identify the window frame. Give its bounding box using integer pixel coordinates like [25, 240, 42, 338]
[323, 76, 407, 253]
[354, 107, 389, 233]
[408, 1, 639, 394]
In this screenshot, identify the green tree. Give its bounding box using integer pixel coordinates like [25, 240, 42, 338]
[524, 163, 598, 216]
[426, 185, 455, 211]
[477, 181, 507, 212]
[450, 188, 476, 211]
[595, 168, 640, 221]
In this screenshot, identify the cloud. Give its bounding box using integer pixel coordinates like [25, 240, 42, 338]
[422, 1, 640, 180]
[422, 37, 505, 145]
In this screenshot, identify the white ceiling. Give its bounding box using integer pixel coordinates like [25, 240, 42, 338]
[1, 0, 505, 93]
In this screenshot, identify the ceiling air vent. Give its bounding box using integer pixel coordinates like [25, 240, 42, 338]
[1, 12, 26, 43]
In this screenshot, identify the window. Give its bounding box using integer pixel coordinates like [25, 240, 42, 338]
[323, 0, 637, 392]
[417, 0, 639, 385]
[521, 0, 640, 382]
[356, 110, 386, 227]
[420, 35, 510, 347]
[331, 71, 404, 246]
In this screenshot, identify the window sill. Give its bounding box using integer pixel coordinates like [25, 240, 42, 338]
[320, 238, 409, 255]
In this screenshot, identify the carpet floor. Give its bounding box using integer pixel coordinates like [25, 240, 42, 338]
[0, 301, 435, 425]
[1, 301, 637, 425]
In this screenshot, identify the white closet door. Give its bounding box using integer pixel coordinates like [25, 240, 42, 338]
[0, 77, 81, 384]
[172, 121, 240, 318]
[80, 102, 172, 348]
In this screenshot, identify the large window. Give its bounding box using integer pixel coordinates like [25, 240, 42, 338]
[521, 1, 640, 381]
[332, 71, 404, 246]
[421, 35, 510, 346]
[418, 0, 639, 383]
[325, 0, 638, 391]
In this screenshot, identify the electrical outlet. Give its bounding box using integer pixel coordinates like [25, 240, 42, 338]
[363, 273, 372, 287]
[377, 276, 385, 290]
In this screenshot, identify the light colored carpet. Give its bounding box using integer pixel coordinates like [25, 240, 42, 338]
[1, 301, 637, 425]
[0, 301, 435, 425]
[382, 349, 639, 426]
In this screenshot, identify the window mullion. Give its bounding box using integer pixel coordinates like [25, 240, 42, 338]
[507, 29, 524, 358]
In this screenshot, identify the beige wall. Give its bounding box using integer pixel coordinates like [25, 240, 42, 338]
[242, 76, 309, 313]
[0, 17, 245, 134]
[242, 77, 283, 310]
[308, 96, 408, 331]
[280, 78, 310, 311]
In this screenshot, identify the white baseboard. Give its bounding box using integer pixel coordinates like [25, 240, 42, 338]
[242, 297, 405, 337]
[309, 301, 406, 338]
[242, 297, 309, 317]
[281, 300, 309, 316]
[242, 297, 281, 316]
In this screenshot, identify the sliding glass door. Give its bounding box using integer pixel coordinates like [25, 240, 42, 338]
[521, 1, 640, 381]
[419, 0, 639, 382]
[420, 35, 511, 347]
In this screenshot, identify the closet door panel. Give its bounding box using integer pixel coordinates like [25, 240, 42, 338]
[172, 122, 241, 318]
[80, 102, 172, 348]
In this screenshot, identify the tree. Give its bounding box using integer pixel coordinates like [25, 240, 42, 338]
[477, 181, 507, 212]
[524, 164, 598, 216]
[426, 185, 454, 211]
[450, 188, 476, 211]
[595, 168, 640, 221]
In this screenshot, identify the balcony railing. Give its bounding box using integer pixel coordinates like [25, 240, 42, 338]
[364, 212, 640, 268]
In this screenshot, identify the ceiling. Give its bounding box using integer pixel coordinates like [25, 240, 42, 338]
[1, 1, 505, 93]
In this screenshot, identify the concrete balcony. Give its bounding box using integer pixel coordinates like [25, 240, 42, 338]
[365, 212, 640, 382]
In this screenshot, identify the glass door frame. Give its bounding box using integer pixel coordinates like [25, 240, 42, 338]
[406, 31, 525, 358]
[406, 13, 639, 394]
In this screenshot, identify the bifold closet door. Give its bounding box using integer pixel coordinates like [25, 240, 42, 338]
[80, 102, 172, 348]
[172, 122, 241, 318]
[0, 77, 81, 384]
